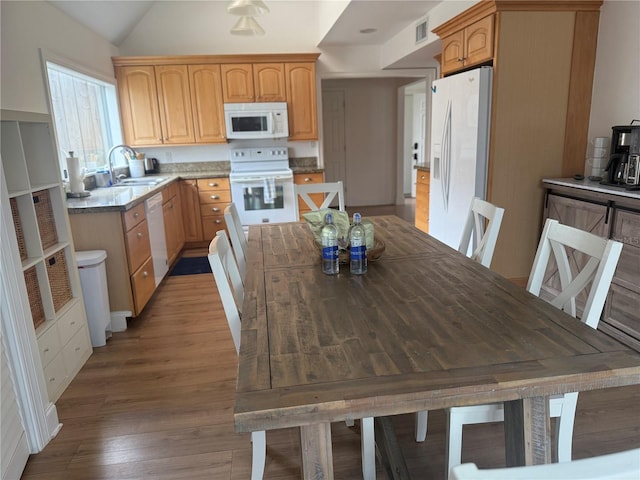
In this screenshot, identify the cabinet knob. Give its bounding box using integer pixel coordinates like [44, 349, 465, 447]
[304, 177, 313, 182]
[49, 377, 55, 383]
[210, 195, 219, 200]
[208, 182, 218, 187]
[212, 207, 220, 212]
[70, 321, 76, 326]
[421, 175, 426, 180]
[75, 347, 81, 352]
[142, 271, 148, 277]
[137, 232, 143, 239]
[215, 219, 222, 224]
[44, 347, 49, 353]
[134, 212, 139, 218]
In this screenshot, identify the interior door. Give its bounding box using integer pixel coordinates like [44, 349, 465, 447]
[322, 89, 347, 200]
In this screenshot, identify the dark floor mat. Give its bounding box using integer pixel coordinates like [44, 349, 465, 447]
[169, 256, 212, 276]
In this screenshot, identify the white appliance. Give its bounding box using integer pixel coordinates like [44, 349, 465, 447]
[144, 193, 168, 286]
[229, 147, 297, 226]
[429, 67, 493, 251]
[224, 102, 289, 140]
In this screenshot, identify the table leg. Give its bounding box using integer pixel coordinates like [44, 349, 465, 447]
[300, 423, 334, 480]
[504, 396, 551, 466]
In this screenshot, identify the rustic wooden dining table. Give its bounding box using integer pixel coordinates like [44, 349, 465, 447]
[235, 215, 640, 479]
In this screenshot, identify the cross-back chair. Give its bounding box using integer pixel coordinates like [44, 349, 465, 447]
[294, 180, 345, 216]
[207, 231, 264, 479]
[458, 197, 505, 267]
[224, 203, 248, 281]
[421, 218, 623, 479]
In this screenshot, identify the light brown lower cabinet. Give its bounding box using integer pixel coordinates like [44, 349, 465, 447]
[415, 169, 429, 233]
[294, 172, 324, 221]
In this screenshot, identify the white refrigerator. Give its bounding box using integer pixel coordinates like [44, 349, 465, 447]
[428, 66, 493, 251]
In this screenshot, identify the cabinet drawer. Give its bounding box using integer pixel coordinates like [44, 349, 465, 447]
[37, 324, 61, 368]
[200, 203, 229, 218]
[123, 203, 146, 231]
[295, 172, 323, 184]
[197, 178, 230, 191]
[43, 353, 67, 400]
[198, 190, 232, 204]
[126, 219, 151, 272]
[57, 303, 85, 345]
[202, 215, 227, 241]
[63, 324, 92, 376]
[131, 256, 156, 314]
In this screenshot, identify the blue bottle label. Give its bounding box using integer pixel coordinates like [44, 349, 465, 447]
[350, 245, 366, 260]
[322, 245, 338, 260]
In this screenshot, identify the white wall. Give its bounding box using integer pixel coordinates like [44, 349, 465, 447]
[0, 1, 118, 114]
[587, 0, 640, 140]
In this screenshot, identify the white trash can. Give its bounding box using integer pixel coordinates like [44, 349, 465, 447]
[76, 250, 111, 347]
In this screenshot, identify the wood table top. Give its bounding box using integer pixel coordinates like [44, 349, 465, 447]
[235, 215, 640, 432]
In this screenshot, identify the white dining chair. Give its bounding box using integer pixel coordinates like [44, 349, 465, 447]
[449, 448, 640, 480]
[294, 180, 345, 216]
[457, 197, 505, 267]
[424, 218, 623, 479]
[208, 230, 263, 478]
[414, 197, 504, 442]
[224, 203, 248, 281]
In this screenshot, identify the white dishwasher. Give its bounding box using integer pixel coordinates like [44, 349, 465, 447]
[144, 193, 168, 286]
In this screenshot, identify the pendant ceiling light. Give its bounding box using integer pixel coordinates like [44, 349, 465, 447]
[227, 0, 270, 17]
[230, 16, 266, 36]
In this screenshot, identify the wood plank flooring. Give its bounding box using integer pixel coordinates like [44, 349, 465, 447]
[21, 201, 640, 479]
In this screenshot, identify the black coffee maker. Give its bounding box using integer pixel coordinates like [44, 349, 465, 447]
[604, 123, 640, 185]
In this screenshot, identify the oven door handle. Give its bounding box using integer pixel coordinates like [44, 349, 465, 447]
[230, 174, 293, 183]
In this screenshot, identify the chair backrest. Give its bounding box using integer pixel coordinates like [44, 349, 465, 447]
[294, 181, 345, 215]
[527, 218, 623, 329]
[224, 203, 247, 280]
[458, 197, 505, 268]
[450, 448, 640, 480]
[207, 230, 244, 354]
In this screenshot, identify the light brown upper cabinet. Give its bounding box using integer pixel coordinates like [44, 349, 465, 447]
[286, 62, 318, 141]
[115, 66, 164, 146]
[253, 63, 286, 102]
[189, 64, 226, 143]
[440, 15, 494, 76]
[221, 64, 255, 103]
[155, 65, 195, 144]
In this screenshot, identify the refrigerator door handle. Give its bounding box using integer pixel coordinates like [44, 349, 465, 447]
[441, 100, 452, 212]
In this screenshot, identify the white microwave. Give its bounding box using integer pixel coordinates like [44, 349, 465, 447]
[224, 102, 289, 140]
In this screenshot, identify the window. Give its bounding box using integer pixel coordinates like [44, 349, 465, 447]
[44, 60, 122, 179]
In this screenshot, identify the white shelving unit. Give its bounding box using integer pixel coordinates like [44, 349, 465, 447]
[1, 111, 92, 402]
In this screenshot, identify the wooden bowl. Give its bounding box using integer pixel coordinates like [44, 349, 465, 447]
[317, 238, 386, 264]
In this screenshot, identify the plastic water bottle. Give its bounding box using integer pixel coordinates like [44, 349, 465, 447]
[349, 213, 367, 275]
[321, 213, 339, 275]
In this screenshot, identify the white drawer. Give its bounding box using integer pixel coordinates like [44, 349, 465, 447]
[43, 353, 67, 400]
[62, 324, 92, 377]
[37, 324, 61, 368]
[57, 301, 85, 345]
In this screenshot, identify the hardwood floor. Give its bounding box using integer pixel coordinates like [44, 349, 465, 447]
[21, 203, 640, 479]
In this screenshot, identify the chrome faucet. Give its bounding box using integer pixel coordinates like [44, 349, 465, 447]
[107, 144, 137, 185]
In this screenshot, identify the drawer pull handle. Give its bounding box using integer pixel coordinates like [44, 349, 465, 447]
[212, 207, 220, 212]
[49, 377, 55, 382]
[215, 219, 222, 224]
[208, 182, 218, 187]
[142, 271, 148, 277]
[75, 347, 81, 352]
[137, 232, 143, 239]
[70, 321, 76, 326]
[304, 177, 312, 182]
[134, 212, 139, 218]
[210, 195, 219, 200]
[44, 348, 49, 353]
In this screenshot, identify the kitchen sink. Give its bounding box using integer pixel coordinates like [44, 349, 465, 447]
[114, 177, 168, 186]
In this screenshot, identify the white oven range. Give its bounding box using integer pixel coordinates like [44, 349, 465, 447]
[229, 147, 297, 226]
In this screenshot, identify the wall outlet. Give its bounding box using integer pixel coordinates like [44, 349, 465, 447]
[165, 151, 172, 163]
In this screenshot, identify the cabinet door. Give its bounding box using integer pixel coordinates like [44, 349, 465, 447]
[464, 15, 494, 68]
[253, 63, 286, 102]
[543, 193, 610, 312]
[180, 180, 203, 242]
[163, 197, 180, 266]
[286, 63, 318, 141]
[441, 31, 465, 75]
[155, 65, 195, 144]
[221, 64, 254, 103]
[415, 171, 430, 233]
[115, 66, 163, 146]
[189, 64, 226, 143]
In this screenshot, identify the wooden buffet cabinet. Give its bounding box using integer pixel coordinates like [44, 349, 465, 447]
[432, 0, 603, 282]
[542, 179, 640, 352]
[113, 54, 319, 146]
